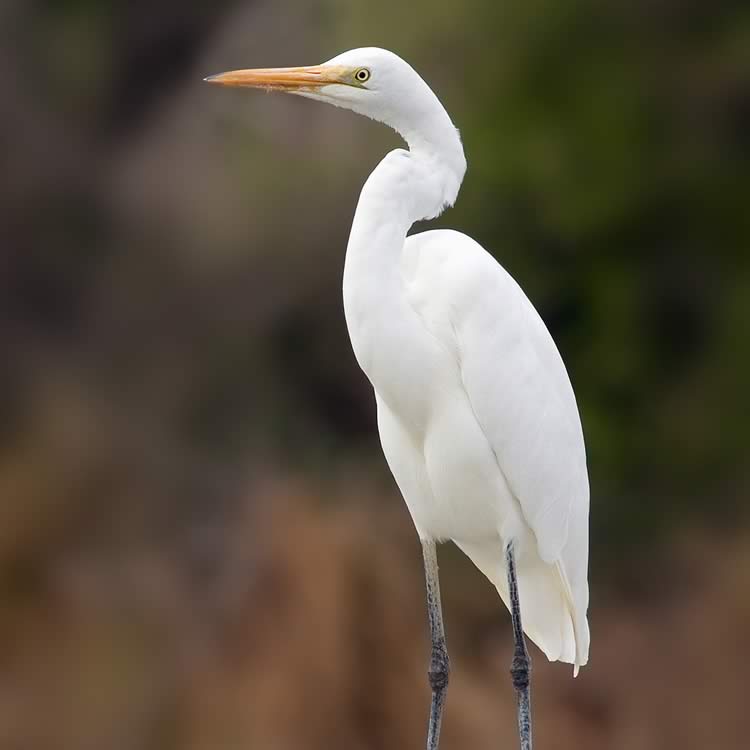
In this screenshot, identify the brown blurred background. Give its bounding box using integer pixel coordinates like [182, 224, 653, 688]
[1, 1, 749, 748]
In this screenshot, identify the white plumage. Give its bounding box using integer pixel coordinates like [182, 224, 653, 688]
[347, 222, 589, 671]
[407, 228, 587, 667]
[335, 49, 590, 673]
[206, 44, 590, 703]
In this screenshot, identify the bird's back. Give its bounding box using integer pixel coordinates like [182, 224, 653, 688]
[401, 228, 590, 671]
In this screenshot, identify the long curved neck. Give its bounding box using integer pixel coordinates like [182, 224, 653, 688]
[342, 106, 465, 372]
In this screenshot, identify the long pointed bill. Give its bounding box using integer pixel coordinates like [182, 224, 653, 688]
[204, 65, 350, 92]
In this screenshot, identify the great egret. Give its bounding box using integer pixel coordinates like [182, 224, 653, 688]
[206, 47, 590, 750]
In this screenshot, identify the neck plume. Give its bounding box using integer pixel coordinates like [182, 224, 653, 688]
[400, 97, 467, 218]
[360, 108, 466, 228]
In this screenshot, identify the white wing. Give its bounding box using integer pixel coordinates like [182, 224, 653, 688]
[403, 228, 590, 666]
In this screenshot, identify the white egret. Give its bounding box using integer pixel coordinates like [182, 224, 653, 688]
[206, 47, 590, 750]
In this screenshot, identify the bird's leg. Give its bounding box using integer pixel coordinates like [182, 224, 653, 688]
[421, 539, 450, 750]
[506, 540, 532, 750]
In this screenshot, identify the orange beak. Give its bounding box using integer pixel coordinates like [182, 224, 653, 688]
[204, 65, 350, 92]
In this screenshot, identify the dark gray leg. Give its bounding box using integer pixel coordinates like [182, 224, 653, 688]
[505, 540, 532, 750]
[421, 540, 449, 750]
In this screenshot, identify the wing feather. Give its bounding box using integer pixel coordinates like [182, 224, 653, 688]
[404, 229, 590, 666]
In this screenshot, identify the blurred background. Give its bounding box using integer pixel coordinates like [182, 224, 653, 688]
[1, 0, 749, 748]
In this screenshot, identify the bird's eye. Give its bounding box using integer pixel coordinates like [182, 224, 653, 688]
[354, 68, 371, 83]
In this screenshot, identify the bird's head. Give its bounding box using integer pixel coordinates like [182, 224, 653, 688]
[205, 47, 463, 157]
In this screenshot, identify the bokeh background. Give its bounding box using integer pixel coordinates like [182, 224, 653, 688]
[2, 0, 749, 748]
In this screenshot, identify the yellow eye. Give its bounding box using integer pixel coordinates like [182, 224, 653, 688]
[354, 68, 371, 83]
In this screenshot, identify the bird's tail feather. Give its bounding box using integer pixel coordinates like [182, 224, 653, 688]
[456, 539, 587, 673]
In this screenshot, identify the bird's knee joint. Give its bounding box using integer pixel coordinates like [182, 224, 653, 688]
[428, 662, 450, 692]
[428, 646, 450, 692]
[510, 652, 531, 692]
